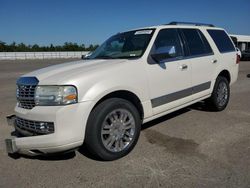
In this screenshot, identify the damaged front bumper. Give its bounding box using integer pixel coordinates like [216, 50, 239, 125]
[4, 101, 93, 156]
[5, 115, 18, 154]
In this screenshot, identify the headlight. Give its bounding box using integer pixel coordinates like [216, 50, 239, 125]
[35, 86, 77, 106]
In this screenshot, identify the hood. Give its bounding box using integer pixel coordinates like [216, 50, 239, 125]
[24, 59, 127, 84]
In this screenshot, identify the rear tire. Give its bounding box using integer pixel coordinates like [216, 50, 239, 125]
[84, 98, 141, 161]
[206, 76, 230, 111]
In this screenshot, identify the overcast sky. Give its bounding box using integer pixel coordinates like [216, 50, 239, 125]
[1, 0, 250, 45]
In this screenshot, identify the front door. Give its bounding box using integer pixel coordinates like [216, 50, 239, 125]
[146, 28, 192, 115]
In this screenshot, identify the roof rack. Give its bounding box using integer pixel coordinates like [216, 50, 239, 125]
[168, 22, 215, 27]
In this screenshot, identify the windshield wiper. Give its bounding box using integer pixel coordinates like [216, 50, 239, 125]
[94, 55, 114, 59]
[94, 55, 140, 59]
[114, 56, 139, 59]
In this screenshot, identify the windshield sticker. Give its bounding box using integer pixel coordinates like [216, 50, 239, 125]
[134, 30, 153, 35]
[129, 54, 136, 57]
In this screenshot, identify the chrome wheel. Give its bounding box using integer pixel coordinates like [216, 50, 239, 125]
[216, 82, 228, 107]
[101, 109, 135, 152]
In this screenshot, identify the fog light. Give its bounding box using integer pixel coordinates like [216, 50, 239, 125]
[40, 123, 46, 129]
[15, 116, 54, 136]
[39, 122, 51, 133]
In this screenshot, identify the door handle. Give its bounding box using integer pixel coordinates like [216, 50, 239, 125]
[180, 64, 188, 70]
[212, 59, 217, 64]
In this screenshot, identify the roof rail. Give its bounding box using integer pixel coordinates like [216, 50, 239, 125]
[168, 21, 215, 27]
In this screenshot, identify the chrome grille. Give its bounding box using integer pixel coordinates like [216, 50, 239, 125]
[15, 116, 54, 136]
[17, 85, 36, 109]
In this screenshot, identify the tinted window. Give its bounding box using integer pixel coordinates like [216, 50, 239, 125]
[198, 30, 213, 54]
[152, 29, 183, 60]
[182, 29, 212, 56]
[207, 29, 235, 53]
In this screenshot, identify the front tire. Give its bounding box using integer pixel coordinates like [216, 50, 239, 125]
[84, 98, 141, 161]
[206, 76, 230, 111]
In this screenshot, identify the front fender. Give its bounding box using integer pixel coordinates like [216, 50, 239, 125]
[79, 79, 146, 104]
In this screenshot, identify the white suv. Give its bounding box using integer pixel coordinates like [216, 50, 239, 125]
[6, 22, 239, 160]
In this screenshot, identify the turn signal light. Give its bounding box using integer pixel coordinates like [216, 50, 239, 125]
[65, 94, 77, 100]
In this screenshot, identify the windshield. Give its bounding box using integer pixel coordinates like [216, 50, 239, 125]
[85, 29, 155, 59]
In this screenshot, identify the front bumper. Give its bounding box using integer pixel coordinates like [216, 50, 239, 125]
[5, 138, 18, 154]
[5, 115, 18, 153]
[5, 101, 94, 156]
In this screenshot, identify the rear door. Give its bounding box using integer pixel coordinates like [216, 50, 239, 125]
[180, 28, 215, 100]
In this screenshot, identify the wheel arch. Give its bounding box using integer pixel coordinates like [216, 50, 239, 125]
[217, 69, 231, 84]
[91, 90, 144, 120]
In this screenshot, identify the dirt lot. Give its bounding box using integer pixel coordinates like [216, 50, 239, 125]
[0, 59, 249, 188]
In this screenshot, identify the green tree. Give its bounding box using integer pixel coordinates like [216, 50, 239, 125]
[17, 43, 27, 52]
[49, 44, 55, 51]
[32, 44, 40, 51]
[80, 44, 85, 51]
[9, 42, 16, 51]
[0, 41, 97, 52]
[0, 41, 6, 52]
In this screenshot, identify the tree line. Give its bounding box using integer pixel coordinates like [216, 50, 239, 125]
[0, 41, 99, 52]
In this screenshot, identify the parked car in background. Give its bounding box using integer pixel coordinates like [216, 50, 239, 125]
[230, 34, 250, 60]
[241, 50, 250, 60]
[6, 22, 239, 160]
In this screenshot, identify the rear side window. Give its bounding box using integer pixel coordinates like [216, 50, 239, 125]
[181, 29, 213, 56]
[207, 29, 235, 53]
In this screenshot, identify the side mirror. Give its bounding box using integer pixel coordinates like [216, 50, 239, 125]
[151, 46, 176, 63]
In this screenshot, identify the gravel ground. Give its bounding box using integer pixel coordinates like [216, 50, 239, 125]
[0, 59, 249, 188]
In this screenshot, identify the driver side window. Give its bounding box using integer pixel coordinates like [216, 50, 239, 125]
[152, 29, 183, 61]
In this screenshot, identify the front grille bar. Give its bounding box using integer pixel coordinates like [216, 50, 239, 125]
[16, 77, 39, 109]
